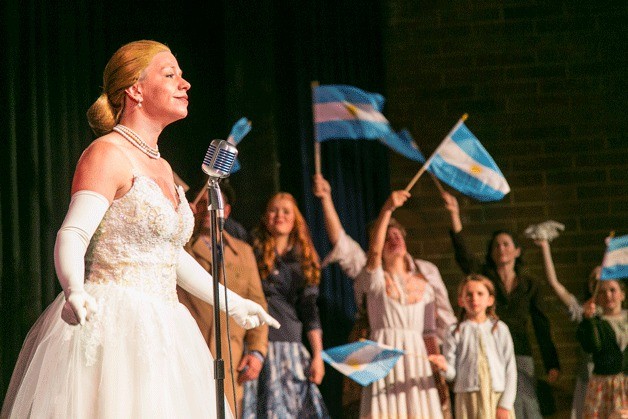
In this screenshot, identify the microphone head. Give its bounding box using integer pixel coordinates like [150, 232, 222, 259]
[202, 139, 238, 179]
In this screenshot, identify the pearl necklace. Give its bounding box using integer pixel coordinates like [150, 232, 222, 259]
[113, 124, 160, 159]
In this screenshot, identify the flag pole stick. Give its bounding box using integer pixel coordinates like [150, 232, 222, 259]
[311, 81, 322, 174]
[429, 172, 446, 194]
[404, 113, 468, 192]
[192, 177, 210, 207]
[403, 165, 429, 193]
[591, 230, 615, 300]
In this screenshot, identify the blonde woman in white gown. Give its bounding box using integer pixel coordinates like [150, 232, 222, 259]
[1, 40, 278, 419]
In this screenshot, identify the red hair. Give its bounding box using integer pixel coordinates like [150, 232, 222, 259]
[252, 193, 320, 286]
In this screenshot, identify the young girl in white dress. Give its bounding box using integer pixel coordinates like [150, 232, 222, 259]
[430, 274, 517, 419]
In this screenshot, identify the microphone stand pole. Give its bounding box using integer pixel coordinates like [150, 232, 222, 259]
[207, 178, 226, 419]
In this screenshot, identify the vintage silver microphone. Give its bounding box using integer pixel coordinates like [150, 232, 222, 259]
[201, 140, 238, 223]
[201, 139, 238, 179]
[200, 139, 238, 419]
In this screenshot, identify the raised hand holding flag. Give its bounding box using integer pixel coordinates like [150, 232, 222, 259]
[600, 234, 628, 280]
[405, 114, 510, 202]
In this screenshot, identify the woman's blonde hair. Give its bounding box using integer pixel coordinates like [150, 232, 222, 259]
[87, 40, 170, 136]
[252, 193, 321, 286]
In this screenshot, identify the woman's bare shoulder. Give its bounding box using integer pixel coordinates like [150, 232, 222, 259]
[72, 134, 133, 198]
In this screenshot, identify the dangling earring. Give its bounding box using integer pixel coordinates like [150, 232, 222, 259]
[137, 98, 143, 108]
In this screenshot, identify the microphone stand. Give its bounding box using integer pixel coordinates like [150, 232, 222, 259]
[207, 178, 226, 419]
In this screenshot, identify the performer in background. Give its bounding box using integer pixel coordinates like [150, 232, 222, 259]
[532, 232, 598, 419]
[430, 274, 517, 419]
[178, 186, 268, 417]
[577, 279, 627, 419]
[312, 173, 455, 417]
[1, 40, 277, 419]
[357, 189, 444, 418]
[243, 192, 329, 418]
[441, 190, 560, 419]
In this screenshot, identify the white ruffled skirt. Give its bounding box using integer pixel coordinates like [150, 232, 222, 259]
[1, 282, 232, 419]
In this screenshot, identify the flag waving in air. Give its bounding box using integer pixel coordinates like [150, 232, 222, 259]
[226, 117, 252, 174]
[425, 119, 510, 202]
[312, 84, 426, 163]
[600, 235, 628, 280]
[227, 117, 252, 145]
[313, 84, 393, 142]
[321, 339, 404, 386]
[381, 128, 426, 163]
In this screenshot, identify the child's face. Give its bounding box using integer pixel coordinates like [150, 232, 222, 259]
[596, 280, 625, 314]
[460, 281, 495, 319]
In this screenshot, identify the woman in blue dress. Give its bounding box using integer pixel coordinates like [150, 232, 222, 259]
[244, 192, 329, 418]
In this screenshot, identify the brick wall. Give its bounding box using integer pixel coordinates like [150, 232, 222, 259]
[382, 1, 627, 415]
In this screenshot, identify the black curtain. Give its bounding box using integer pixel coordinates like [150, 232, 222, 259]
[1, 1, 391, 416]
[268, 2, 391, 415]
[0, 0, 100, 394]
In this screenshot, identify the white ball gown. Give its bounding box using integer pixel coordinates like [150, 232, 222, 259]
[1, 176, 233, 419]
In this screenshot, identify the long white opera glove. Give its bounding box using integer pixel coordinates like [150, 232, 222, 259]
[176, 249, 280, 330]
[54, 190, 110, 325]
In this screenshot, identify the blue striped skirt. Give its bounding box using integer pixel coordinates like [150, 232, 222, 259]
[242, 341, 329, 418]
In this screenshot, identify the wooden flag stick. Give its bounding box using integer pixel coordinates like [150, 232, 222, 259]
[311, 81, 322, 174]
[404, 113, 468, 192]
[429, 171, 446, 195]
[191, 178, 210, 207]
[314, 142, 321, 175]
[172, 171, 190, 193]
[404, 165, 429, 193]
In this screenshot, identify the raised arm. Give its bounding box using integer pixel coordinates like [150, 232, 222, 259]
[312, 174, 343, 246]
[441, 189, 462, 233]
[313, 174, 367, 279]
[535, 239, 582, 321]
[440, 190, 482, 274]
[366, 190, 410, 270]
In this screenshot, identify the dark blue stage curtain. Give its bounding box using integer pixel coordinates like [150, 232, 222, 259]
[265, 2, 392, 416]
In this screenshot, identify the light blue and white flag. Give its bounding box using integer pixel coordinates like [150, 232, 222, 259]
[381, 129, 426, 163]
[227, 117, 252, 145]
[226, 117, 252, 174]
[600, 235, 628, 280]
[321, 339, 404, 386]
[425, 121, 510, 201]
[313, 85, 394, 142]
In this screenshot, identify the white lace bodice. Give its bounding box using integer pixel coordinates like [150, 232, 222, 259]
[84, 176, 194, 303]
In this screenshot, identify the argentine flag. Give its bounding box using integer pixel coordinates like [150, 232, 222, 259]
[321, 339, 404, 386]
[313, 85, 394, 142]
[600, 235, 628, 280]
[226, 117, 252, 174]
[381, 128, 426, 163]
[427, 122, 510, 202]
